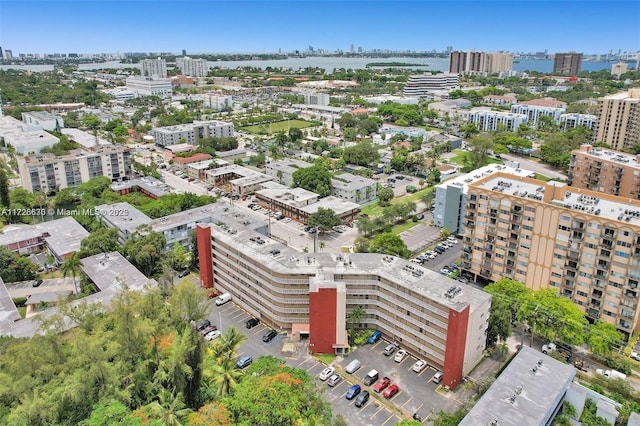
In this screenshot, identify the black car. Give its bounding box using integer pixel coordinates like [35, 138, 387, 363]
[262, 329, 278, 342]
[195, 319, 211, 331]
[246, 318, 260, 329]
[178, 270, 190, 278]
[354, 390, 370, 408]
[32, 279, 43, 288]
[434, 246, 446, 254]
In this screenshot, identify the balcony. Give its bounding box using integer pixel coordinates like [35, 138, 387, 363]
[602, 229, 616, 238]
[567, 251, 580, 260]
[587, 308, 601, 319]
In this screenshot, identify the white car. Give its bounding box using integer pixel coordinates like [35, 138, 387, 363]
[394, 349, 407, 363]
[412, 359, 427, 373]
[631, 351, 640, 361]
[319, 366, 335, 381]
[204, 330, 221, 341]
[447, 238, 459, 244]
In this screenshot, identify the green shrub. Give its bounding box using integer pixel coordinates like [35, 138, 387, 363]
[12, 297, 27, 307]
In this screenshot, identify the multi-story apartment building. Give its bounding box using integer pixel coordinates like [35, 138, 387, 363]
[553, 52, 583, 75]
[403, 73, 459, 97]
[303, 93, 330, 106]
[467, 108, 528, 132]
[0, 115, 59, 154]
[196, 213, 491, 390]
[150, 120, 234, 147]
[449, 51, 513, 75]
[593, 89, 640, 150]
[17, 145, 132, 194]
[559, 113, 597, 130]
[265, 158, 313, 186]
[482, 95, 517, 107]
[434, 165, 535, 234]
[511, 101, 566, 127]
[21, 111, 64, 131]
[193, 94, 233, 111]
[449, 51, 487, 74]
[126, 76, 172, 98]
[461, 172, 640, 336]
[486, 52, 513, 74]
[140, 57, 167, 77]
[568, 144, 640, 198]
[611, 62, 628, 78]
[331, 172, 377, 204]
[176, 56, 209, 77]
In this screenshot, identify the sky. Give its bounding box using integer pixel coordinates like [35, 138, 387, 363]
[0, 1, 639, 55]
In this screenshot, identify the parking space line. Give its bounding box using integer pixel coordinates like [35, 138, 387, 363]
[380, 411, 396, 426]
[370, 405, 386, 419]
[297, 357, 313, 367]
[417, 367, 428, 377]
[400, 396, 413, 409]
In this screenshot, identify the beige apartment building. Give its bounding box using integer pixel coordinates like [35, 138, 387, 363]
[461, 172, 640, 336]
[594, 89, 640, 150]
[568, 144, 640, 199]
[17, 145, 132, 193]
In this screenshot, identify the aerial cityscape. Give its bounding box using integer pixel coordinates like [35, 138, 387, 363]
[0, 1, 640, 425]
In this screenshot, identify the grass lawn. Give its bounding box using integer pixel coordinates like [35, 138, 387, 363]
[360, 186, 434, 217]
[534, 173, 553, 181]
[239, 119, 318, 134]
[17, 307, 26, 319]
[314, 353, 337, 365]
[447, 149, 503, 166]
[41, 270, 63, 279]
[390, 220, 419, 235]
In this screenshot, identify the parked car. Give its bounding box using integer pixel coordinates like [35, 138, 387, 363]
[363, 369, 379, 386]
[440, 268, 452, 275]
[367, 330, 382, 344]
[177, 270, 190, 278]
[345, 359, 362, 374]
[235, 355, 253, 369]
[354, 390, 370, 408]
[394, 349, 407, 363]
[345, 384, 362, 400]
[631, 351, 640, 361]
[319, 367, 335, 381]
[416, 214, 424, 220]
[434, 246, 446, 254]
[383, 384, 399, 399]
[32, 279, 43, 288]
[432, 371, 443, 384]
[199, 325, 217, 336]
[195, 319, 211, 332]
[373, 377, 391, 393]
[204, 330, 221, 341]
[245, 318, 260, 329]
[327, 374, 342, 387]
[412, 359, 427, 373]
[383, 343, 398, 356]
[262, 329, 278, 343]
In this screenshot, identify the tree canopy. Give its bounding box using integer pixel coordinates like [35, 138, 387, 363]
[292, 164, 332, 197]
[307, 207, 341, 231]
[342, 141, 379, 166]
[369, 232, 410, 258]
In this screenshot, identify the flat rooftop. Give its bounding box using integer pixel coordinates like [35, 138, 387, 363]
[256, 187, 319, 207]
[332, 172, 376, 191]
[576, 146, 640, 170]
[0, 277, 21, 326]
[95, 202, 152, 234]
[436, 164, 535, 193]
[40, 217, 90, 257]
[82, 251, 158, 292]
[61, 127, 111, 147]
[301, 196, 360, 216]
[202, 220, 490, 312]
[459, 346, 575, 426]
[110, 177, 173, 198]
[475, 175, 640, 225]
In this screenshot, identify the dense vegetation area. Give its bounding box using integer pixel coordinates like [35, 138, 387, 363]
[0, 284, 331, 425]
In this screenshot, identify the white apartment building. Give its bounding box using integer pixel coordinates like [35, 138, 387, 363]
[304, 93, 330, 106]
[17, 145, 132, 193]
[559, 113, 598, 130]
[140, 57, 167, 78]
[467, 108, 528, 132]
[265, 158, 313, 187]
[150, 120, 234, 147]
[0, 115, 59, 154]
[511, 103, 566, 127]
[126, 76, 172, 98]
[403, 73, 459, 97]
[194, 94, 233, 111]
[21, 111, 64, 131]
[331, 173, 377, 204]
[176, 56, 209, 77]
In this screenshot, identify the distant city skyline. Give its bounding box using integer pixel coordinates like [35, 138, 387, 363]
[1, 1, 639, 55]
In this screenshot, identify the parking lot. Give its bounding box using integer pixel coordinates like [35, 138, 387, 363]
[208, 299, 456, 425]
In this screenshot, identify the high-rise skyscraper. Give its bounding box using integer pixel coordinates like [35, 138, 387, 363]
[182, 49, 187, 56]
[594, 89, 640, 150]
[176, 57, 208, 77]
[140, 57, 167, 78]
[449, 51, 512, 75]
[552, 52, 583, 75]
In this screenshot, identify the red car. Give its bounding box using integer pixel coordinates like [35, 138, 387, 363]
[373, 377, 391, 393]
[383, 384, 399, 399]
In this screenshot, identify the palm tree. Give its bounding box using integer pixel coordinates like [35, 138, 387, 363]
[145, 389, 191, 426]
[61, 253, 82, 295]
[215, 326, 247, 362]
[203, 356, 244, 398]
